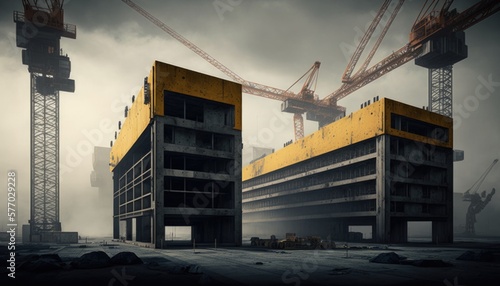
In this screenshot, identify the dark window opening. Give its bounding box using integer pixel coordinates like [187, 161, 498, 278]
[214, 133, 233, 152]
[422, 204, 430, 213]
[164, 125, 174, 143]
[164, 91, 235, 125]
[186, 101, 204, 122]
[196, 131, 213, 149]
[390, 202, 404, 213]
[164, 177, 184, 191]
[391, 113, 449, 142]
[422, 187, 431, 199]
[214, 182, 234, 208]
[165, 153, 184, 170]
[164, 94, 184, 118]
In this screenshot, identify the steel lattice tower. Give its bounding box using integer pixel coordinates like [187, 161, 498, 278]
[415, 31, 467, 117]
[14, 0, 76, 240]
[30, 75, 61, 232]
[428, 66, 453, 117]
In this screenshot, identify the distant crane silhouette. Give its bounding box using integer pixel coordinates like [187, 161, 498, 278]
[463, 159, 498, 235]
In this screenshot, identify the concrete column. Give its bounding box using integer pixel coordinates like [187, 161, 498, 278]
[233, 135, 242, 246]
[375, 135, 391, 243]
[440, 149, 454, 243]
[153, 121, 165, 248]
[126, 219, 132, 241]
[113, 215, 119, 240]
[113, 173, 120, 239]
[136, 217, 143, 242]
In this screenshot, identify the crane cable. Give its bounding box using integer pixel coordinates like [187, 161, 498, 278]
[466, 159, 498, 195]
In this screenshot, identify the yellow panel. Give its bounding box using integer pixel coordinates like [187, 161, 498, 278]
[153, 61, 242, 130]
[242, 98, 453, 181]
[242, 99, 385, 181]
[110, 61, 242, 171]
[110, 85, 151, 171]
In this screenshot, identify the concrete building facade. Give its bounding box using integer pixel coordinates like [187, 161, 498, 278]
[110, 61, 242, 248]
[242, 98, 453, 243]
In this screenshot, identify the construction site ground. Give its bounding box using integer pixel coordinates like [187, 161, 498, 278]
[1, 236, 499, 286]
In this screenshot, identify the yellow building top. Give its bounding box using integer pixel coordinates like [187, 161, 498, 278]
[242, 98, 453, 181]
[110, 61, 242, 171]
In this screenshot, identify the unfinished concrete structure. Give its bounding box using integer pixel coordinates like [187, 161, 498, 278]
[110, 61, 242, 248]
[243, 98, 453, 243]
[91, 147, 113, 204]
[243, 146, 275, 166]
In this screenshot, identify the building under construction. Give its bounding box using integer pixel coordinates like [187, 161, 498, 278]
[242, 98, 454, 243]
[110, 61, 242, 248]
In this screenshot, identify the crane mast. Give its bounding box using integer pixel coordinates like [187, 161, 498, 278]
[14, 0, 76, 240]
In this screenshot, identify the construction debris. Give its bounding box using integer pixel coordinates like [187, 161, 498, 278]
[456, 250, 496, 262]
[330, 267, 351, 275]
[250, 233, 335, 250]
[110, 251, 143, 265]
[18, 254, 65, 272]
[369, 252, 406, 264]
[70, 251, 111, 269]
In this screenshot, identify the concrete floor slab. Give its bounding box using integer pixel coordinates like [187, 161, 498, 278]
[1, 237, 499, 285]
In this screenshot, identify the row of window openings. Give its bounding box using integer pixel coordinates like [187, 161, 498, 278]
[391, 113, 449, 143]
[243, 200, 376, 220]
[164, 176, 233, 193]
[117, 195, 152, 215]
[244, 161, 376, 199]
[164, 191, 234, 209]
[243, 181, 446, 211]
[243, 180, 375, 200]
[117, 157, 151, 189]
[164, 177, 234, 209]
[164, 152, 234, 175]
[118, 182, 151, 205]
[243, 184, 376, 210]
[164, 91, 235, 127]
[390, 138, 447, 164]
[243, 140, 376, 189]
[390, 161, 447, 184]
[390, 202, 446, 215]
[391, 183, 446, 201]
[164, 125, 234, 153]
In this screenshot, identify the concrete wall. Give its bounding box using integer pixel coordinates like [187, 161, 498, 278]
[30, 231, 80, 244]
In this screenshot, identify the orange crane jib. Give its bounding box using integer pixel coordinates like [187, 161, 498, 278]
[121, 0, 500, 139]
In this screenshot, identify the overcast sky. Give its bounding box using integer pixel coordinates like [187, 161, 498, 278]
[1, 0, 499, 236]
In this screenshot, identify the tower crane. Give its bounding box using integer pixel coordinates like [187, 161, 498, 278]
[283, 61, 322, 139]
[122, 0, 499, 142]
[463, 159, 498, 235]
[121, 0, 344, 141]
[322, 0, 500, 114]
[14, 0, 76, 240]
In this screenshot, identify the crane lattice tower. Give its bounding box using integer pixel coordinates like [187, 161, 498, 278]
[14, 0, 76, 239]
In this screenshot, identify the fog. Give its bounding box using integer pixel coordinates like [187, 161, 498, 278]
[0, 0, 499, 238]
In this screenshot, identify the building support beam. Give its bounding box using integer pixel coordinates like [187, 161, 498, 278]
[375, 135, 390, 243]
[153, 121, 165, 248]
